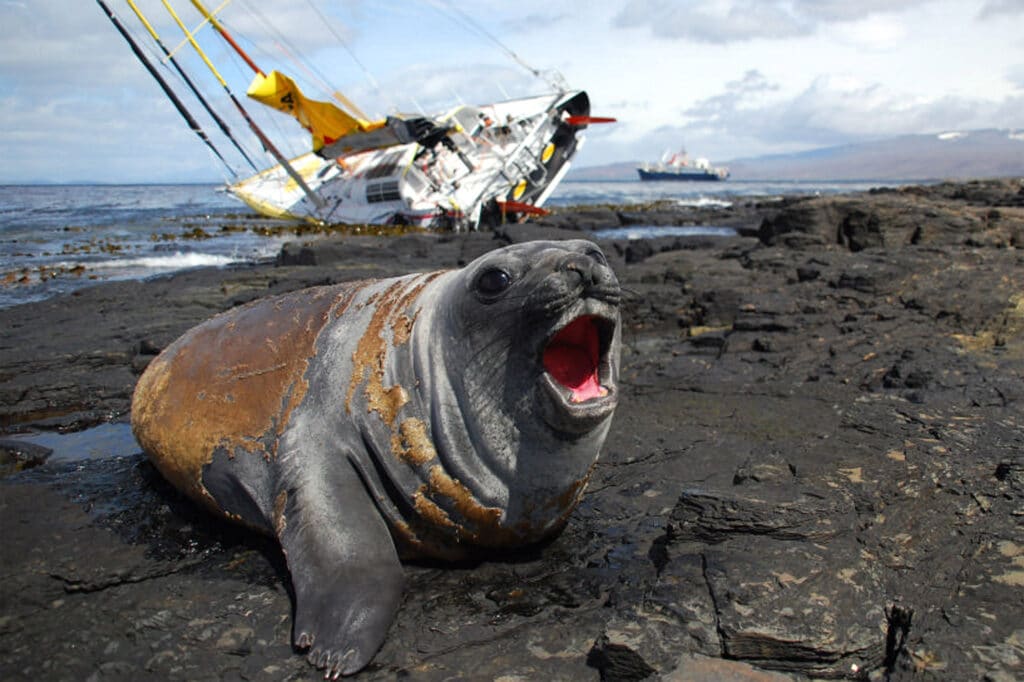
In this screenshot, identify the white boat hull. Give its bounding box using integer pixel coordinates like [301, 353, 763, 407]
[229, 91, 592, 230]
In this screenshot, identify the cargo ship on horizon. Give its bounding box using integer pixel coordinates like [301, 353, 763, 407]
[637, 148, 729, 181]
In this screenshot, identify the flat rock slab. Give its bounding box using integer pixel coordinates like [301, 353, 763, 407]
[1, 181, 1023, 680]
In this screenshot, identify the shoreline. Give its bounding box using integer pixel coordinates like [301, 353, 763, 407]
[0, 177, 930, 312]
[1, 178, 1022, 680]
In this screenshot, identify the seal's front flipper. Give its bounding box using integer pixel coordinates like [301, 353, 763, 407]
[277, 461, 404, 678]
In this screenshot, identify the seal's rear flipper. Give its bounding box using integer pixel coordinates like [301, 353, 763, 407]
[276, 456, 404, 678]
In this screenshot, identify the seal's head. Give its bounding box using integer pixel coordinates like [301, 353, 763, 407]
[466, 240, 619, 431]
[423, 239, 621, 544]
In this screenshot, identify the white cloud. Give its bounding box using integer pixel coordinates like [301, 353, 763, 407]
[358, 62, 540, 118]
[613, 0, 930, 43]
[614, 0, 811, 43]
[977, 0, 1024, 19]
[228, 0, 358, 50]
[0, 0, 1021, 181]
[583, 55, 1024, 168]
[790, 0, 929, 22]
[832, 16, 908, 51]
[498, 12, 573, 35]
[663, 72, 1024, 160]
[1008, 63, 1024, 89]
[683, 70, 780, 121]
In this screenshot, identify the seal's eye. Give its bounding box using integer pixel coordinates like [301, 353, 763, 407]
[475, 268, 512, 299]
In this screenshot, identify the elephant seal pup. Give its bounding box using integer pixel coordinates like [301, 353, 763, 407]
[132, 240, 621, 678]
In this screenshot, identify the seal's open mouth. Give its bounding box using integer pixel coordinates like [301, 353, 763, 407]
[543, 316, 609, 403]
[539, 313, 617, 432]
[535, 305, 618, 434]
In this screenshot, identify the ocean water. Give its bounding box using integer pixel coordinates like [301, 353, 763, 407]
[5, 421, 139, 462]
[0, 184, 287, 309]
[545, 178, 889, 207]
[0, 179, 895, 309]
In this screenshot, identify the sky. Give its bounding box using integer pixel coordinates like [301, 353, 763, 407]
[1, 0, 1022, 183]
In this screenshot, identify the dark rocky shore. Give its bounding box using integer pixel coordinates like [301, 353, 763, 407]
[2, 179, 1022, 681]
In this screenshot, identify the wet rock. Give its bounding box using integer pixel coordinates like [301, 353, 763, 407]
[759, 179, 1024, 250]
[733, 454, 796, 486]
[533, 207, 622, 230]
[495, 221, 586, 244]
[136, 338, 163, 356]
[895, 178, 1024, 207]
[275, 240, 320, 265]
[664, 654, 799, 681]
[0, 439, 52, 477]
[795, 265, 820, 282]
[995, 457, 1024, 491]
[624, 240, 655, 264]
[587, 635, 657, 680]
[701, 541, 887, 678]
[0, 181, 1022, 680]
[670, 486, 856, 544]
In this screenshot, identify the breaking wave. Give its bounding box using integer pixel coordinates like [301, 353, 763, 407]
[675, 197, 733, 209]
[86, 252, 237, 270]
[593, 225, 738, 240]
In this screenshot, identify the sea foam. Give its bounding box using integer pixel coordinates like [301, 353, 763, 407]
[87, 252, 237, 271]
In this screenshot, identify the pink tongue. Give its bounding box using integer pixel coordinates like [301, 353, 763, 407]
[543, 317, 604, 402]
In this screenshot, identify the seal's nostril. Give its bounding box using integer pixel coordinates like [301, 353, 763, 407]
[565, 258, 595, 285]
[584, 248, 608, 267]
[562, 245, 610, 283]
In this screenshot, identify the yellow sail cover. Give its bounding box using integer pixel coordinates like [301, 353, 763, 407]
[247, 70, 383, 151]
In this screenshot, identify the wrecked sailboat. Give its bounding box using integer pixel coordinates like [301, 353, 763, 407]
[100, 0, 612, 230]
[231, 89, 598, 229]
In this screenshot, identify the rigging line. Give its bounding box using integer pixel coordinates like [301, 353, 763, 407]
[167, 0, 325, 208]
[164, 0, 233, 61]
[228, 52, 302, 160]
[188, 0, 263, 76]
[124, 0, 259, 173]
[300, 0, 392, 112]
[231, 2, 312, 74]
[282, 41, 374, 124]
[271, 38, 373, 123]
[96, 0, 236, 176]
[223, 2, 299, 82]
[237, 0, 374, 120]
[432, 0, 542, 79]
[216, 43, 304, 161]
[166, 33, 266, 172]
[233, 0, 353, 112]
[160, 0, 229, 89]
[235, 0, 383, 122]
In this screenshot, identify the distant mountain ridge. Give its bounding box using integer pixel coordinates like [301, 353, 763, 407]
[570, 129, 1024, 182]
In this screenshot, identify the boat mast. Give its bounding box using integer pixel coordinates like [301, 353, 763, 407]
[123, 0, 259, 174]
[95, 0, 236, 176]
[164, 0, 325, 209]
